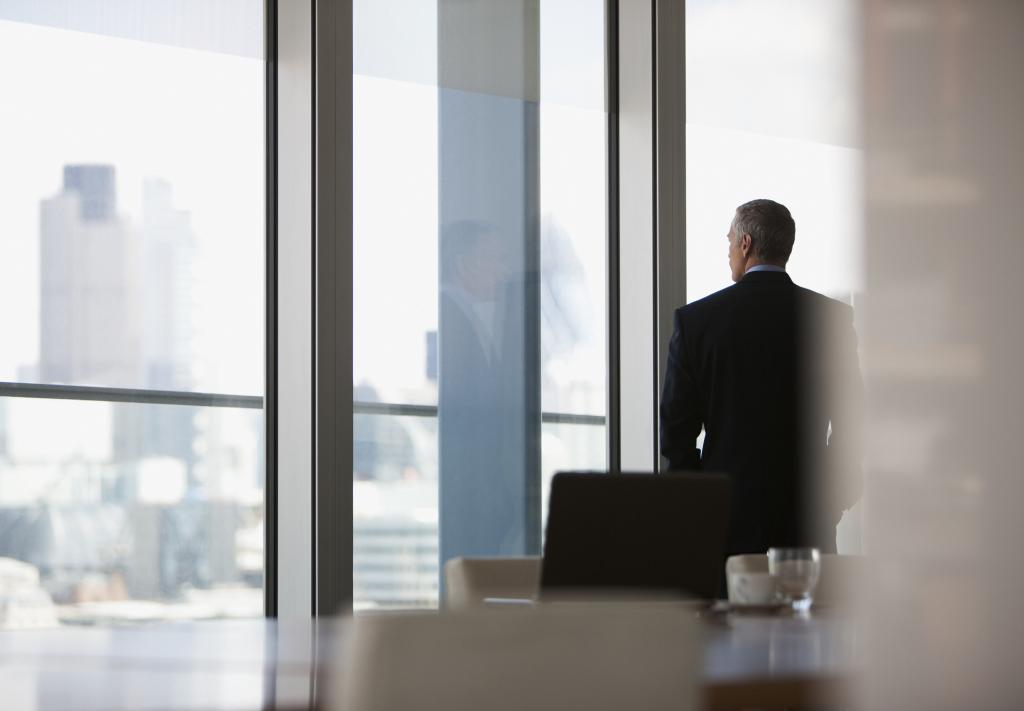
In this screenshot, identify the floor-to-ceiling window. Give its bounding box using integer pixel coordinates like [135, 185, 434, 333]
[685, 0, 862, 304]
[0, 3, 265, 626]
[352, 0, 606, 609]
[684, 0, 863, 550]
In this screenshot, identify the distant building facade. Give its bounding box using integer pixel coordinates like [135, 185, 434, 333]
[39, 165, 142, 386]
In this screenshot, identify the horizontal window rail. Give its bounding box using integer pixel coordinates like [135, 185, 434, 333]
[0, 382, 606, 426]
[0, 381, 263, 409]
[353, 401, 606, 427]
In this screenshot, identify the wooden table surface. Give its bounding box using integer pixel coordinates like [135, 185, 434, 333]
[0, 611, 859, 710]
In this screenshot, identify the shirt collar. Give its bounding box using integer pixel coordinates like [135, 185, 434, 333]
[744, 264, 787, 275]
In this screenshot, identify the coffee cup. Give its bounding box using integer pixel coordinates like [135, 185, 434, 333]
[727, 571, 777, 605]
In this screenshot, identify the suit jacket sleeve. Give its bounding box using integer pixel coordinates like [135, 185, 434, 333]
[660, 308, 703, 470]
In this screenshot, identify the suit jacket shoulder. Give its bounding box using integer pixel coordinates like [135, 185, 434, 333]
[791, 284, 855, 330]
[674, 283, 743, 336]
[678, 282, 737, 318]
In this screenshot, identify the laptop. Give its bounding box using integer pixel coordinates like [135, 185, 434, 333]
[540, 471, 731, 601]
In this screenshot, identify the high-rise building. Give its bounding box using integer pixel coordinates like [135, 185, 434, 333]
[62, 165, 116, 222]
[140, 178, 196, 391]
[39, 165, 142, 387]
[39, 166, 197, 395]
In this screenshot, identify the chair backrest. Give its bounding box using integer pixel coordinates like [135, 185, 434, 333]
[444, 556, 541, 609]
[725, 553, 864, 605]
[329, 604, 700, 711]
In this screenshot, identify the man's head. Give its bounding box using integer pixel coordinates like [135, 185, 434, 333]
[727, 199, 796, 282]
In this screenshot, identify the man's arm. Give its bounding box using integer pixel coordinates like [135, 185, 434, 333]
[660, 308, 704, 471]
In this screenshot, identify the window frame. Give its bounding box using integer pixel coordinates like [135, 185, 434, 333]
[291, 0, 678, 615]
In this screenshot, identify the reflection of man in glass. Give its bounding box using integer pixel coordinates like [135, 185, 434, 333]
[440, 222, 508, 369]
[660, 199, 862, 555]
[438, 220, 522, 559]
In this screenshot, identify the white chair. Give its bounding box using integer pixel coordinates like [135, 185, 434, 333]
[443, 556, 541, 609]
[329, 603, 700, 711]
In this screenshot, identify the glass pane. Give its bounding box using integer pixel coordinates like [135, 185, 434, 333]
[353, 0, 606, 609]
[685, 0, 862, 304]
[540, 420, 606, 537]
[539, 0, 607, 419]
[0, 4, 265, 394]
[354, 411, 438, 610]
[0, 2, 265, 627]
[0, 398, 263, 627]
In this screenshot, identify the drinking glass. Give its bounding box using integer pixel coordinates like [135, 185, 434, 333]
[768, 547, 821, 612]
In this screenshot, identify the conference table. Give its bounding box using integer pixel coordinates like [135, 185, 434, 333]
[0, 610, 859, 710]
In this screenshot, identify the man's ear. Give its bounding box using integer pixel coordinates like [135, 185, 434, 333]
[741, 233, 752, 256]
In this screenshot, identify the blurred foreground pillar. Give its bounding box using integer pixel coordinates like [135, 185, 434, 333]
[863, 1, 1024, 707]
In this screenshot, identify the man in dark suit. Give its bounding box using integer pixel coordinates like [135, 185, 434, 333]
[660, 199, 862, 555]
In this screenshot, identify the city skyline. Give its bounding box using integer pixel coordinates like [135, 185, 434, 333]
[0, 160, 265, 617]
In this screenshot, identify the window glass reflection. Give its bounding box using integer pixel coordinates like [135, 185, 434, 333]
[353, 0, 606, 608]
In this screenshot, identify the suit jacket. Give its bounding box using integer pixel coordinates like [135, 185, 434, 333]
[659, 271, 862, 555]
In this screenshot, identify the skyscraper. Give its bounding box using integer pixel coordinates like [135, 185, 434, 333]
[39, 164, 141, 386]
[140, 178, 197, 391]
[62, 165, 116, 222]
[38, 167, 197, 393]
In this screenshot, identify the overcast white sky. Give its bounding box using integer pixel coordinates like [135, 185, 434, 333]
[0, 17, 265, 394]
[0, 16, 266, 395]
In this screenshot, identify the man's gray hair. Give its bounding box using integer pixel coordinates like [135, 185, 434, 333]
[733, 199, 796, 263]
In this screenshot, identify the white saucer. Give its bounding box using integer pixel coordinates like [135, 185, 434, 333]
[713, 600, 790, 614]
